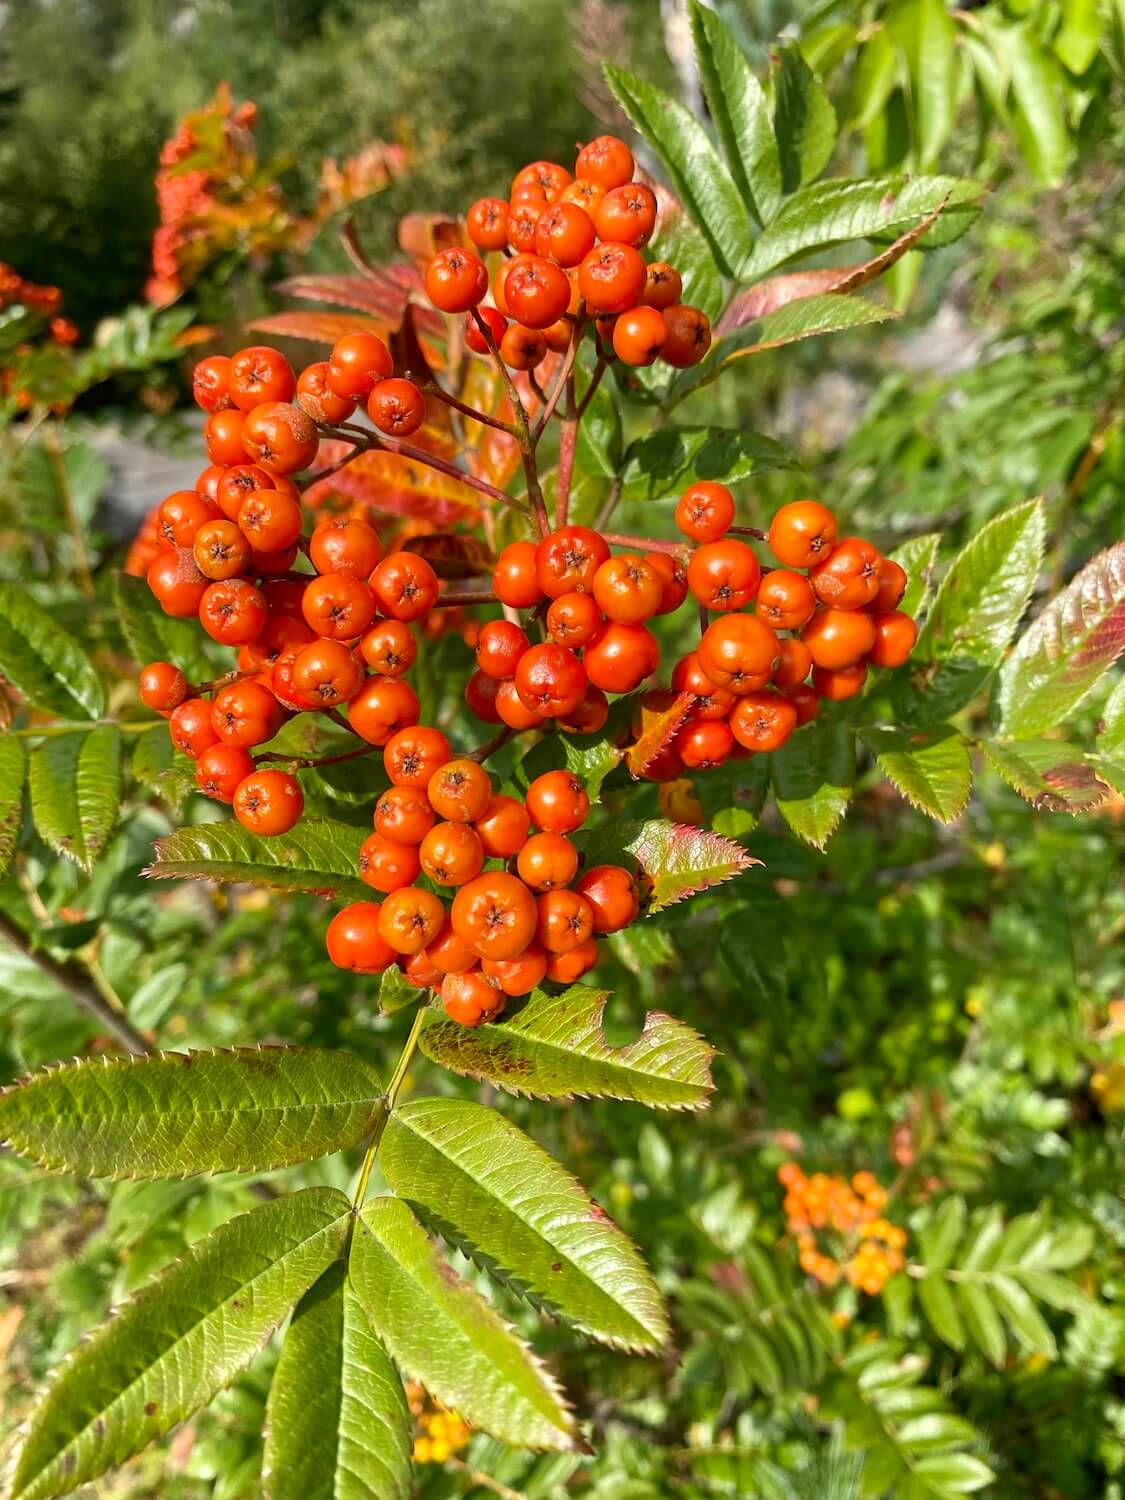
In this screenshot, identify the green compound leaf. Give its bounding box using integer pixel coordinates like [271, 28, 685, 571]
[604, 65, 754, 277]
[771, 717, 855, 848]
[142, 816, 369, 899]
[620, 425, 799, 502]
[572, 817, 758, 913]
[28, 727, 122, 874]
[889, 532, 942, 620]
[9, 1188, 351, 1500]
[420, 984, 715, 1110]
[649, 190, 724, 323]
[0, 1048, 384, 1179]
[771, 41, 838, 195]
[0, 734, 26, 879]
[690, 0, 781, 226]
[712, 293, 898, 370]
[382, 1097, 669, 1353]
[978, 738, 1111, 814]
[742, 175, 981, 279]
[263, 1263, 411, 1500]
[114, 572, 211, 680]
[997, 541, 1125, 738]
[887, 0, 958, 168]
[911, 499, 1047, 720]
[861, 726, 972, 823]
[0, 582, 105, 720]
[350, 1197, 578, 1452]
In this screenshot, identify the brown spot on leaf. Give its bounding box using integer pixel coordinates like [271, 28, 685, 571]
[144, 1402, 158, 1417]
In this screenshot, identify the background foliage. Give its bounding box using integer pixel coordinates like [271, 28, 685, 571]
[0, 1, 1122, 1497]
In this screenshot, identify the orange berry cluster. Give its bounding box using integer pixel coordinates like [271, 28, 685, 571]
[424, 135, 711, 371]
[405, 1382, 471, 1466]
[778, 1164, 907, 1294]
[327, 762, 641, 1026]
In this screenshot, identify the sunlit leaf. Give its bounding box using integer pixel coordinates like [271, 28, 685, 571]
[28, 727, 121, 874]
[861, 726, 972, 823]
[0, 583, 105, 720]
[978, 738, 1111, 813]
[143, 817, 369, 899]
[771, 717, 855, 848]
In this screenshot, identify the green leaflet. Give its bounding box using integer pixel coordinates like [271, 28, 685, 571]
[604, 65, 754, 277]
[619, 425, 799, 502]
[845, 29, 897, 130]
[706, 293, 897, 377]
[0, 1048, 385, 1179]
[770, 41, 838, 195]
[910, 499, 1046, 719]
[0, 734, 26, 878]
[382, 1097, 669, 1352]
[420, 984, 715, 1110]
[143, 816, 370, 899]
[742, 174, 980, 279]
[887, 0, 958, 168]
[996, 541, 1125, 738]
[350, 1197, 577, 1451]
[889, 532, 942, 620]
[263, 1263, 411, 1500]
[1006, 22, 1073, 185]
[689, 0, 782, 225]
[0, 583, 105, 720]
[571, 818, 758, 912]
[114, 571, 211, 680]
[861, 726, 972, 823]
[978, 738, 1111, 814]
[1096, 675, 1125, 759]
[648, 195, 724, 323]
[28, 727, 121, 874]
[771, 717, 855, 848]
[10, 1188, 350, 1500]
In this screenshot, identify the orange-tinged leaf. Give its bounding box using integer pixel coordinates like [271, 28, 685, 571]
[396, 532, 494, 579]
[248, 310, 386, 345]
[624, 690, 694, 778]
[573, 818, 759, 912]
[304, 446, 480, 526]
[398, 213, 464, 266]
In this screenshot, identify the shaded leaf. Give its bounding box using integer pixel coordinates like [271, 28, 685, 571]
[263, 1263, 411, 1500]
[887, 0, 958, 167]
[620, 426, 799, 501]
[846, 29, 898, 130]
[351, 1197, 577, 1451]
[382, 1097, 669, 1352]
[960, 1281, 1007, 1366]
[890, 533, 942, 620]
[918, 1275, 965, 1351]
[997, 542, 1125, 738]
[771, 41, 838, 194]
[274, 268, 416, 325]
[771, 717, 855, 848]
[143, 817, 369, 899]
[978, 738, 1111, 814]
[0, 1048, 384, 1179]
[1096, 675, 1125, 759]
[604, 65, 754, 277]
[114, 572, 211, 680]
[0, 735, 25, 879]
[1007, 23, 1073, 185]
[690, 0, 782, 225]
[861, 726, 972, 823]
[28, 727, 121, 874]
[10, 1188, 350, 1500]
[420, 984, 716, 1110]
[648, 186, 724, 323]
[0, 583, 105, 720]
[249, 310, 386, 344]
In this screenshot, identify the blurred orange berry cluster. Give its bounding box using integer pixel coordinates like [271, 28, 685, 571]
[778, 1163, 907, 1294]
[405, 1381, 471, 1465]
[146, 86, 408, 307]
[0, 263, 80, 410]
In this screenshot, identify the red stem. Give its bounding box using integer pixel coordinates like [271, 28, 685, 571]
[533, 317, 584, 442]
[730, 525, 769, 541]
[425, 383, 516, 436]
[433, 589, 498, 607]
[602, 532, 691, 558]
[470, 311, 550, 539]
[468, 726, 514, 764]
[316, 423, 525, 514]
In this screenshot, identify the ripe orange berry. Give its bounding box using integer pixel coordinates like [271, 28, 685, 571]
[809, 538, 883, 610]
[383, 726, 451, 790]
[302, 573, 376, 640]
[525, 770, 589, 834]
[812, 662, 868, 701]
[291, 640, 365, 706]
[769, 500, 838, 569]
[425, 247, 489, 313]
[139, 661, 187, 713]
[419, 821, 485, 887]
[473, 794, 531, 858]
[560, 178, 607, 213]
[310, 517, 381, 579]
[475, 619, 529, 679]
[499, 323, 547, 371]
[517, 832, 578, 892]
[370, 553, 440, 622]
[242, 402, 319, 475]
[195, 744, 256, 803]
[547, 590, 603, 648]
[574, 865, 640, 933]
[503, 256, 572, 330]
[441, 969, 506, 1027]
[193, 355, 233, 413]
[647, 552, 689, 614]
[296, 360, 356, 425]
[678, 716, 735, 769]
[216, 464, 274, 523]
[660, 305, 711, 367]
[512, 160, 572, 203]
[368, 378, 426, 437]
[465, 669, 503, 724]
[169, 697, 219, 758]
[697, 614, 780, 693]
[358, 832, 421, 894]
[534, 202, 597, 267]
[495, 680, 542, 730]
[583, 620, 659, 694]
[729, 692, 799, 753]
[326, 333, 393, 401]
[238, 488, 303, 553]
[358, 619, 416, 678]
[378, 886, 445, 955]
[425, 918, 477, 976]
[210, 680, 281, 748]
[642, 262, 683, 310]
[493, 541, 543, 608]
[594, 183, 656, 247]
[688, 538, 761, 611]
[675, 482, 735, 543]
[233, 769, 303, 836]
[191, 518, 250, 581]
[428, 758, 492, 823]
[536, 888, 594, 953]
[866, 611, 917, 668]
[451, 872, 538, 961]
[544, 937, 599, 984]
[592, 554, 663, 623]
[348, 676, 421, 746]
[515, 642, 588, 719]
[204, 408, 250, 466]
[482, 943, 548, 996]
[466, 197, 510, 252]
[802, 608, 877, 670]
[612, 306, 666, 366]
[506, 203, 545, 257]
[756, 570, 817, 632]
[326, 902, 397, 973]
[536, 525, 611, 598]
[578, 243, 647, 315]
[229, 346, 295, 411]
[871, 558, 908, 614]
[672, 652, 736, 719]
[772, 637, 813, 691]
[199, 579, 268, 645]
[575, 135, 634, 189]
[159, 489, 220, 548]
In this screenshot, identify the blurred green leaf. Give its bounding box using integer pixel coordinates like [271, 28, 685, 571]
[861, 726, 972, 823]
[771, 41, 838, 194]
[771, 718, 855, 848]
[0, 735, 26, 878]
[28, 727, 121, 874]
[0, 583, 105, 720]
[690, 0, 782, 225]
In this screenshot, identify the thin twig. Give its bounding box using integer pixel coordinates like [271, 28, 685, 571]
[729, 525, 769, 541]
[602, 531, 690, 558]
[316, 423, 526, 514]
[258, 743, 380, 772]
[533, 317, 584, 442]
[575, 355, 608, 421]
[593, 478, 622, 532]
[468, 726, 514, 764]
[555, 375, 578, 530]
[424, 383, 516, 437]
[432, 589, 498, 607]
[470, 312, 551, 538]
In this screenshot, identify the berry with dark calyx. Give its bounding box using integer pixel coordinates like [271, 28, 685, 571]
[419, 821, 485, 886]
[475, 619, 530, 679]
[291, 639, 365, 706]
[139, 661, 187, 712]
[451, 871, 538, 960]
[678, 716, 735, 769]
[500, 323, 547, 370]
[526, 770, 589, 834]
[512, 160, 572, 203]
[217, 464, 275, 522]
[561, 178, 607, 213]
[515, 642, 588, 719]
[211, 680, 281, 748]
[547, 590, 603, 648]
[866, 611, 918, 668]
[687, 537, 761, 612]
[592, 554, 663, 624]
[229, 346, 296, 411]
[672, 652, 736, 720]
[675, 481, 735, 543]
[583, 620, 659, 694]
[199, 579, 268, 645]
[358, 832, 422, 894]
[310, 517, 382, 579]
[534, 202, 597, 267]
[441, 969, 506, 1027]
[368, 378, 426, 437]
[503, 256, 572, 330]
[482, 943, 547, 996]
[756, 570, 817, 632]
[296, 360, 356, 425]
[594, 183, 657, 247]
[575, 134, 634, 189]
[642, 262, 683, 309]
[233, 769, 303, 836]
[647, 552, 689, 614]
[697, 614, 781, 693]
[428, 758, 492, 823]
[578, 242, 647, 315]
[536, 888, 594, 953]
[660, 305, 711, 367]
[237, 488, 303, 553]
[384, 725, 451, 789]
[378, 886, 445, 955]
[517, 831, 579, 892]
[769, 500, 838, 569]
[425, 247, 489, 313]
[326, 902, 397, 974]
[374, 785, 435, 845]
[466, 197, 510, 251]
[729, 692, 799, 753]
[802, 607, 877, 670]
[195, 744, 255, 803]
[302, 572, 377, 640]
[242, 402, 319, 475]
[370, 552, 440, 622]
[271, 648, 321, 713]
[809, 538, 883, 610]
[159, 489, 220, 548]
[360, 618, 416, 677]
[326, 333, 393, 401]
[536, 525, 611, 598]
[574, 865, 640, 933]
[506, 202, 545, 256]
[193, 355, 233, 413]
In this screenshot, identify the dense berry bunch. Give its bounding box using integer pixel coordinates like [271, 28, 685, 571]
[778, 1164, 907, 1294]
[425, 135, 712, 372]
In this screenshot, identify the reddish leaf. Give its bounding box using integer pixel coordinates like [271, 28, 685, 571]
[574, 817, 759, 913]
[398, 532, 494, 579]
[274, 271, 412, 320]
[624, 690, 695, 779]
[398, 214, 464, 266]
[717, 198, 949, 334]
[247, 310, 386, 345]
[304, 444, 480, 525]
[980, 739, 1112, 814]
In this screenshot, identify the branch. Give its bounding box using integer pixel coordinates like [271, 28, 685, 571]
[468, 726, 515, 764]
[315, 423, 526, 513]
[601, 531, 690, 558]
[575, 355, 608, 421]
[433, 588, 498, 607]
[533, 316, 584, 442]
[424, 382, 517, 436]
[470, 311, 551, 538]
[257, 743, 380, 771]
[729, 525, 769, 541]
